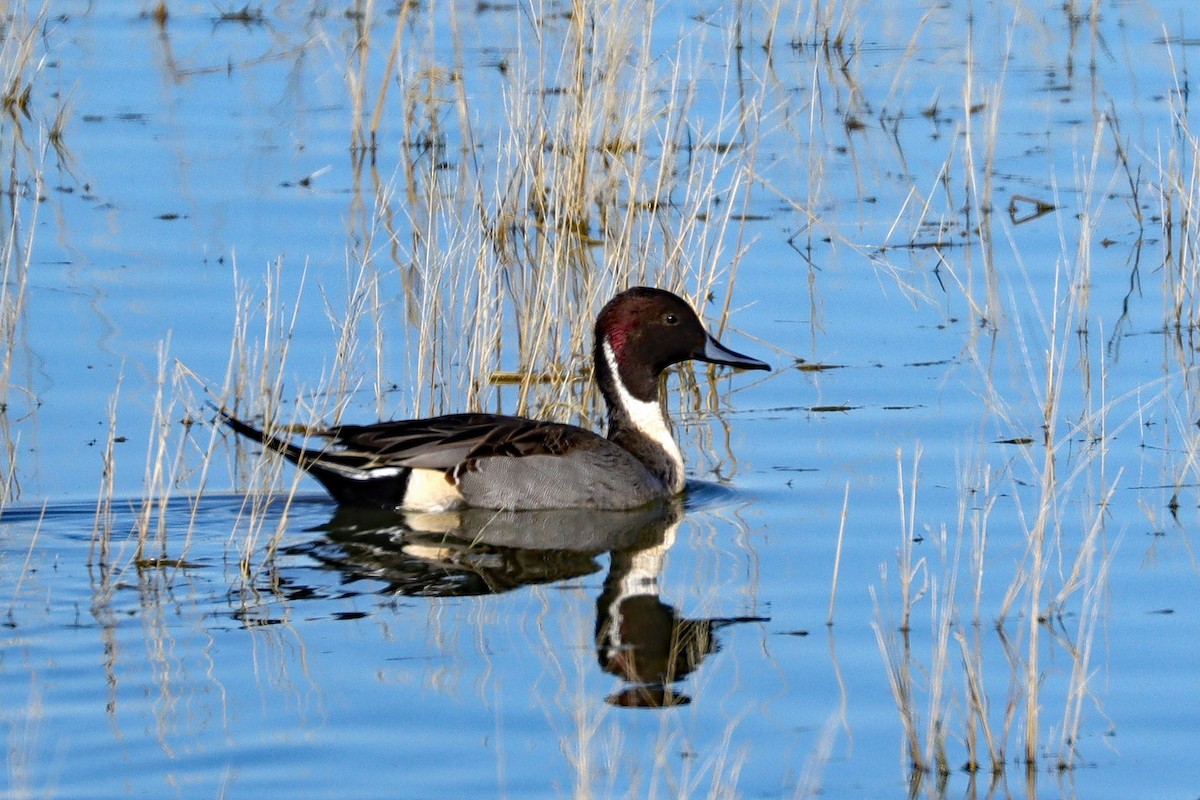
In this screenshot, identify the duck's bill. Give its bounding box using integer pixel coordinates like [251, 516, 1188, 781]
[700, 334, 771, 371]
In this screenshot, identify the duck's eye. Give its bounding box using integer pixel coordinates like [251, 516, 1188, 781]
[664, 313, 679, 325]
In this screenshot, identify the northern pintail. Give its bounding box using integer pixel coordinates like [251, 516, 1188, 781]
[219, 286, 769, 511]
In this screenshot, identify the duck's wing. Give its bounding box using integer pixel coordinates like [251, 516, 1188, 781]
[326, 413, 603, 469]
[220, 410, 603, 473]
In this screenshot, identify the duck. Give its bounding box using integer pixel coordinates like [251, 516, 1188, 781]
[218, 286, 769, 511]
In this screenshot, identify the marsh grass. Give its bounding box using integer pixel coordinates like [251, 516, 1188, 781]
[0, 2, 50, 509]
[0, 1, 40, 124]
[865, 52, 1200, 771]
[863, 9, 1177, 783]
[209, 0, 778, 496]
[0, 168, 33, 504]
[873, 293, 1118, 777]
[88, 259, 316, 590]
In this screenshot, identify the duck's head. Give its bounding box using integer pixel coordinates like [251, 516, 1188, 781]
[594, 287, 770, 402]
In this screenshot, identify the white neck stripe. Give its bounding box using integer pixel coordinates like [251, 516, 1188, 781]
[602, 341, 684, 491]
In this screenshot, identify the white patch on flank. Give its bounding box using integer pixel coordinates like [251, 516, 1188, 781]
[354, 466, 401, 478]
[603, 340, 684, 492]
[402, 467, 466, 512]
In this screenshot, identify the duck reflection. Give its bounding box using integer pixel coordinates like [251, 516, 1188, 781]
[594, 526, 760, 709]
[286, 499, 765, 708]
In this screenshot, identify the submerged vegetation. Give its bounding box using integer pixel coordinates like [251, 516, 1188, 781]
[2, 0, 1200, 796]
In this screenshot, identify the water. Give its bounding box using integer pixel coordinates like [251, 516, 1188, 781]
[3, 1, 1199, 797]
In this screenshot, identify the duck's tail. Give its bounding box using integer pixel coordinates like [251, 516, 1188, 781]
[215, 407, 412, 509]
[215, 408, 319, 467]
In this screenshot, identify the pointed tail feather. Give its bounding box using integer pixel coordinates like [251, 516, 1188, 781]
[215, 408, 413, 508]
[216, 408, 320, 467]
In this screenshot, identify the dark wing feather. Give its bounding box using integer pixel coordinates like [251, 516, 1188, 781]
[327, 413, 604, 469]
